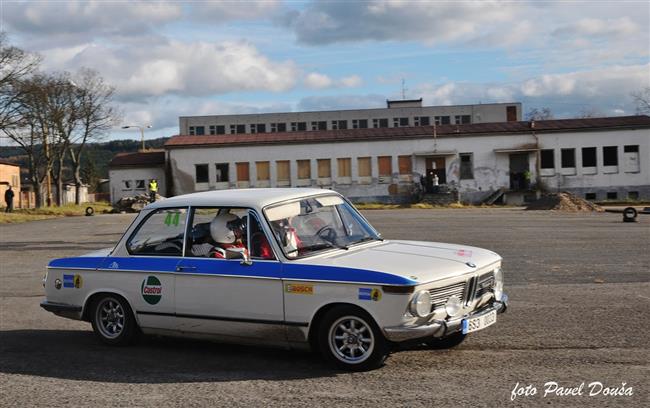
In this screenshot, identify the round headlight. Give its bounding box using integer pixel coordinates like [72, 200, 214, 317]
[445, 295, 463, 317]
[494, 267, 504, 301]
[409, 290, 432, 318]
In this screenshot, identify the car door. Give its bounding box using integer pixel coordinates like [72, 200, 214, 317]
[98, 207, 189, 331]
[174, 208, 285, 343]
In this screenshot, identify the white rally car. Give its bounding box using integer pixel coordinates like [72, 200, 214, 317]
[42, 188, 507, 370]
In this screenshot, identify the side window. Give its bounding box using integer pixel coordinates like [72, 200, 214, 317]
[127, 208, 188, 256]
[187, 207, 251, 259]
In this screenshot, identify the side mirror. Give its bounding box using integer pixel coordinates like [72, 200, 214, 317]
[226, 247, 252, 266]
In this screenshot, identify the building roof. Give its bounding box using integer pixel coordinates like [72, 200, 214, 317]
[0, 159, 20, 167]
[165, 115, 650, 149]
[109, 151, 165, 168]
[146, 188, 335, 211]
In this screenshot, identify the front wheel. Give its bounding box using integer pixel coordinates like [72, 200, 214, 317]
[90, 295, 138, 346]
[425, 332, 466, 349]
[318, 306, 389, 371]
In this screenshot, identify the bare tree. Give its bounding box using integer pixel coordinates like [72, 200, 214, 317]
[577, 107, 604, 118]
[68, 68, 120, 204]
[525, 107, 553, 121]
[632, 87, 650, 115]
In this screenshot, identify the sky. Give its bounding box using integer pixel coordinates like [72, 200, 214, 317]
[1, 0, 649, 141]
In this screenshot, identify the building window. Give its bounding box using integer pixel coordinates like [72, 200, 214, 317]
[606, 192, 617, 200]
[393, 117, 409, 127]
[122, 180, 132, 190]
[195, 164, 209, 183]
[194, 126, 204, 135]
[372, 118, 389, 128]
[215, 163, 229, 182]
[317, 159, 331, 178]
[454, 115, 471, 124]
[276, 161, 290, 182]
[378, 156, 392, 177]
[210, 125, 226, 135]
[628, 191, 639, 200]
[398, 155, 412, 174]
[582, 147, 597, 167]
[297, 160, 311, 179]
[459, 153, 474, 179]
[414, 116, 430, 126]
[623, 145, 640, 173]
[250, 124, 266, 134]
[434, 116, 451, 125]
[291, 122, 307, 131]
[603, 146, 618, 166]
[331, 120, 347, 130]
[230, 124, 245, 134]
[624, 145, 639, 153]
[135, 180, 145, 190]
[271, 123, 287, 132]
[358, 157, 371, 177]
[311, 121, 327, 131]
[561, 149, 576, 168]
[540, 149, 555, 169]
[337, 158, 351, 177]
[209, 125, 215, 135]
[189, 126, 195, 135]
[585, 193, 597, 201]
[236, 162, 249, 182]
[352, 119, 368, 129]
[506, 106, 517, 122]
[256, 161, 270, 181]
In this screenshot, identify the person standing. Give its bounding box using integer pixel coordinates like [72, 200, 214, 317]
[4, 185, 14, 213]
[148, 179, 158, 203]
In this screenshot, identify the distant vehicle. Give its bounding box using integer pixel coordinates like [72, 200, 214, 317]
[41, 188, 508, 370]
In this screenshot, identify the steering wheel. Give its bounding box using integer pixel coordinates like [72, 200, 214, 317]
[316, 225, 337, 243]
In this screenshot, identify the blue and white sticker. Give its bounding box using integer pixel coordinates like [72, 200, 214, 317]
[358, 287, 382, 301]
[63, 274, 75, 288]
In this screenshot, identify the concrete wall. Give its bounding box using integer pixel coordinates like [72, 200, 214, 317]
[179, 102, 522, 135]
[109, 167, 166, 204]
[167, 126, 650, 204]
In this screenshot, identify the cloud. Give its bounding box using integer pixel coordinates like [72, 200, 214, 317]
[189, 1, 282, 22]
[41, 40, 299, 100]
[304, 73, 363, 89]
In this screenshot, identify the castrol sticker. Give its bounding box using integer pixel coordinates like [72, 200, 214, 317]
[141, 276, 162, 305]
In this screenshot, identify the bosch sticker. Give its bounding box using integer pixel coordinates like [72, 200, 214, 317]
[141, 276, 163, 305]
[359, 288, 382, 301]
[285, 284, 314, 295]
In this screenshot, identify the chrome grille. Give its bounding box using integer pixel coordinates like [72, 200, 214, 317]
[428, 281, 466, 311]
[475, 272, 495, 298]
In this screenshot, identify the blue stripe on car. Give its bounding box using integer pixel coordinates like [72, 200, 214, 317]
[48, 256, 417, 286]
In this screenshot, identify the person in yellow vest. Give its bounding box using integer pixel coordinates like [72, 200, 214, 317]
[149, 179, 158, 203]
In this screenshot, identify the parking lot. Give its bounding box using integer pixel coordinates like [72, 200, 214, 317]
[0, 209, 648, 407]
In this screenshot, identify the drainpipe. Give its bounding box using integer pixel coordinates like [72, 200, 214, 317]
[530, 120, 541, 192]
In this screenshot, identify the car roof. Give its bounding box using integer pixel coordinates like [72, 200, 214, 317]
[145, 188, 337, 211]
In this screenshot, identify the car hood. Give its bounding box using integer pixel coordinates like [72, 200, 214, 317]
[298, 240, 501, 285]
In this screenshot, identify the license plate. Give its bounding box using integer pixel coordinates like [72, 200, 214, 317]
[462, 310, 497, 334]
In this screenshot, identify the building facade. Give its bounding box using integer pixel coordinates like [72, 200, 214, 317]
[0, 159, 21, 209]
[179, 100, 522, 136]
[108, 151, 166, 204]
[164, 116, 650, 204]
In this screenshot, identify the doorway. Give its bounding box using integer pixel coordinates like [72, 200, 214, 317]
[509, 153, 530, 190]
[425, 157, 446, 193]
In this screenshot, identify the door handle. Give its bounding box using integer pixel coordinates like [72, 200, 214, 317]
[176, 266, 197, 272]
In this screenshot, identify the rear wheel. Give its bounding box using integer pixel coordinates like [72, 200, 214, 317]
[425, 332, 466, 349]
[318, 306, 389, 371]
[90, 295, 138, 346]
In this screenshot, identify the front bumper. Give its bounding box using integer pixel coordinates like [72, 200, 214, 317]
[383, 293, 508, 343]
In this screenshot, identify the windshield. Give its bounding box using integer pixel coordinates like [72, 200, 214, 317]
[264, 195, 381, 259]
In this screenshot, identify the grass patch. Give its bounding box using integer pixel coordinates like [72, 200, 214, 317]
[0, 202, 113, 224]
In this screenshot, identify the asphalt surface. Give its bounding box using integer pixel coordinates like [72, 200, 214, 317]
[0, 209, 648, 407]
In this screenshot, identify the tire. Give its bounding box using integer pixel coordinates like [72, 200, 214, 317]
[318, 305, 389, 371]
[90, 295, 139, 346]
[425, 332, 466, 349]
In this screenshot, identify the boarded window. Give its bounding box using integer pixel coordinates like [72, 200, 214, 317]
[459, 153, 473, 179]
[540, 149, 555, 169]
[337, 158, 351, 177]
[398, 155, 412, 174]
[582, 147, 597, 167]
[236, 162, 249, 182]
[256, 161, 270, 181]
[215, 163, 229, 182]
[603, 146, 618, 166]
[378, 156, 392, 176]
[276, 161, 290, 181]
[195, 164, 209, 183]
[561, 149, 576, 168]
[317, 159, 331, 178]
[297, 160, 311, 179]
[358, 157, 371, 177]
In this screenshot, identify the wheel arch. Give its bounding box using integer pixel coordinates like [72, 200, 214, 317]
[82, 290, 138, 324]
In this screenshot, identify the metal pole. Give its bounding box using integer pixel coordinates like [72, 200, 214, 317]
[140, 127, 145, 151]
